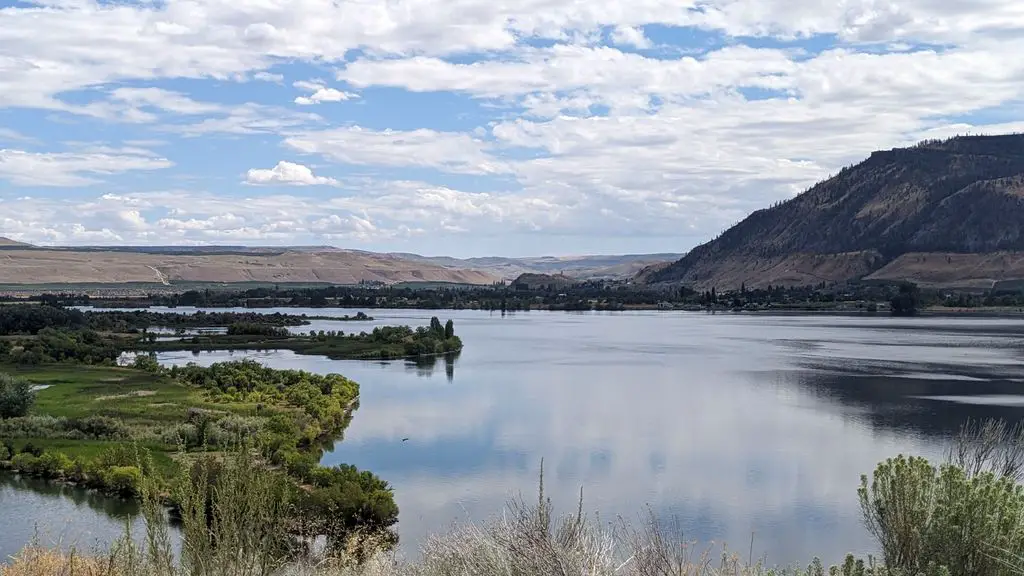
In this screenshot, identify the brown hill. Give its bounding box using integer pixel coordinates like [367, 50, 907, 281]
[0, 248, 497, 286]
[390, 253, 683, 281]
[642, 134, 1024, 290]
[511, 273, 577, 290]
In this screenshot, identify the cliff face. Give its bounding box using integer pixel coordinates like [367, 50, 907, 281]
[643, 134, 1024, 289]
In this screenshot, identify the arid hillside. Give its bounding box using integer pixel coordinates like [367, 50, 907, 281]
[0, 244, 497, 286]
[642, 134, 1024, 290]
[389, 253, 683, 281]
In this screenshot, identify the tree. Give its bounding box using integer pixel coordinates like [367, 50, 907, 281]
[0, 372, 35, 419]
[891, 282, 920, 316]
[444, 319, 454, 339]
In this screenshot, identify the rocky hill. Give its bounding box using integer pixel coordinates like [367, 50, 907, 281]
[642, 134, 1024, 290]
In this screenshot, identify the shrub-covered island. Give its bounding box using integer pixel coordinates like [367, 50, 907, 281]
[0, 358, 397, 550]
[0, 304, 459, 362]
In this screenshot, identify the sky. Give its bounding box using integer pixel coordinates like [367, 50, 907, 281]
[1, 0, 1023, 257]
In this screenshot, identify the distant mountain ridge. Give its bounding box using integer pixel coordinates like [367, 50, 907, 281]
[0, 239, 678, 286]
[390, 253, 684, 281]
[642, 134, 1024, 290]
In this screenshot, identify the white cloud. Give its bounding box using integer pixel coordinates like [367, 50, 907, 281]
[0, 128, 36, 144]
[245, 160, 339, 186]
[253, 71, 285, 83]
[610, 25, 651, 48]
[109, 87, 224, 115]
[284, 127, 510, 175]
[293, 80, 358, 105]
[0, 148, 173, 187]
[0, 0, 1022, 116]
[171, 103, 322, 136]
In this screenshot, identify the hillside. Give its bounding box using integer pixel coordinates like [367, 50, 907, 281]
[510, 273, 577, 291]
[0, 247, 497, 286]
[391, 253, 684, 281]
[643, 134, 1024, 290]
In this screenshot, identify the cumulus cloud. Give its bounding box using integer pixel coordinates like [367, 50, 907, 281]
[293, 80, 357, 105]
[610, 25, 652, 48]
[244, 161, 339, 186]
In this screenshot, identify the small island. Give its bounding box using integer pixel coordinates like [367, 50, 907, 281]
[0, 304, 454, 362]
[139, 316, 462, 360]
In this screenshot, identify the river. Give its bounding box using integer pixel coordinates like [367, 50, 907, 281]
[5, 309, 1024, 565]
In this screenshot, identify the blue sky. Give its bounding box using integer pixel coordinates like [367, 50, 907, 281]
[1, 0, 1023, 257]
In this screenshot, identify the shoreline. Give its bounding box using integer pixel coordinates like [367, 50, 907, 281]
[73, 302, 1024, 319]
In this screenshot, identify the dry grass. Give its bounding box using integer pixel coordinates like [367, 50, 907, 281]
[2, 548, 112, 576]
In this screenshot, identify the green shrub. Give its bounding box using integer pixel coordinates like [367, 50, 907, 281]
[0, 444, 10, 461]
[69, 415, 132, 439]
[860, 454, 1024, 575]
[160, 423, 199, 447]
[10, 452, 39, 473]
[0, 372, 35, 418]
[94, 444, 153, 475]
[66, 457, 88, 483]
[283, 450, 317, 480]
[296, 463, 398, 549]
[104, 466, 143, 496]
[0, 414, 130, 440]
[131, 352, 163, 373]
[0, 415, 63, 438]
[36, 451, 73, 478]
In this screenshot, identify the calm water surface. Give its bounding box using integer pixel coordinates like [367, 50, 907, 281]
[5, 309, 1024, 565]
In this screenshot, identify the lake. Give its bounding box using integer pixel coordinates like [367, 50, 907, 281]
[5, 309, 1024, 566]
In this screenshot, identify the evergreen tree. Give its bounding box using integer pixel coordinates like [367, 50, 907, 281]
[429, 316, 444, 336]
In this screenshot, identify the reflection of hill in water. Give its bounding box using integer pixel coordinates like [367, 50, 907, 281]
[777, 357, 1024, 437]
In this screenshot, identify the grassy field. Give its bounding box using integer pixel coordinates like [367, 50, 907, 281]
[0, 363, 237, 477]
[3, 362, 238, 422]
[0, 362, 302, 483]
